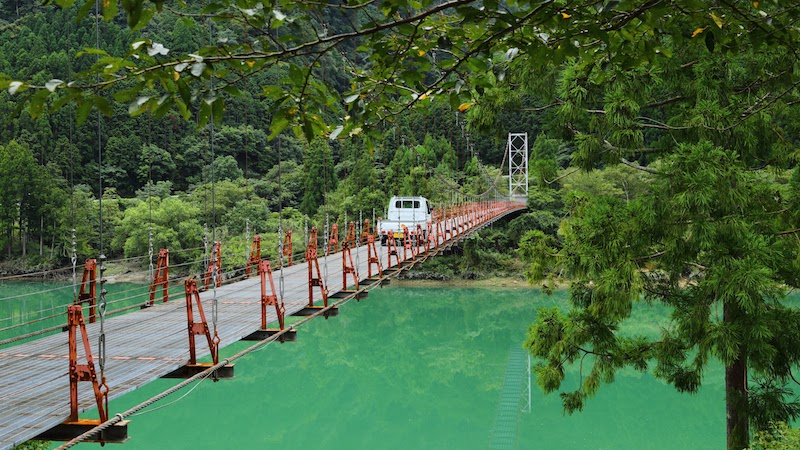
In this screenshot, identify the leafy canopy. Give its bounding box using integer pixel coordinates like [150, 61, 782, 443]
[5, 0, 799, 145]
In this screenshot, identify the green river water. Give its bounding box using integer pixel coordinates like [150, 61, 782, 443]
[1, 282, 730, 449]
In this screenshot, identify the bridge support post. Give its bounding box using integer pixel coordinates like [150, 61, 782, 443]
[76, 259, 97, 323]
[163, 279, 233, 379]
[361, 218, 371, 245]
[244, 260, 296, 342]
[294, 227, 337, 318]
[328, 223, 339, 255]
[401, 225, 413, 262]
[383, 230, 401, 276]
[342, 222, 360, 292]
[415, 224, 424, 255]
[283, 229, 293, 266]
[146, 249, 169, 307]
[366, 234, 383, 280]
[245, 235, 261, 278]
[425, 222, 433, 253]
[34, 305, 130, 444]
[67, 305, 107, 423]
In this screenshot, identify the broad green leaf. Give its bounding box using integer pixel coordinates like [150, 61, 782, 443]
[303, 116, 315, 142]
[50, 92, 81, 112]
[221, 85, 242, 97]
[131, 6, 155, 31]
[268, 108, 292, 140]
[467, 58, 489, 72]
[94, 95, 112, 117]
[76, 0, 94, 22]
[76, 97, 93, 125]
[197, 99, 212, 129]
[129, 96, 150, 115]
[45, 79, 64, 93]
[114, 84, 144, 103]
[175, 98, 191, 120]
[329, 125, 344, 140]
[152, 96, 174, 118]
[28, 90, 50, 119]
[8, 81, 26, 95]
[176, 80, 190, 106]
[212, 97, 225, 126]
[103, 0, 118, 22]
[449, 92, 461, 110]
[504, 47, 519, 62]
[190, 62, 207, 77]
[262, 85, 284, 98]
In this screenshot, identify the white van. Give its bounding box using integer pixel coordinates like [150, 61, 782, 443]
[378, 196, 432, 245]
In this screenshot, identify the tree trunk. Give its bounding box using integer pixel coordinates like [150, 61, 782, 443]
[39, 216, 43, 257]
[724, 302, 749, 450]
[50, 218, 56, 259]
[21, 220, 27, 257]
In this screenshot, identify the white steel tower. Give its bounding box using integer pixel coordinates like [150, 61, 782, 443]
[507, 133, 528, 199]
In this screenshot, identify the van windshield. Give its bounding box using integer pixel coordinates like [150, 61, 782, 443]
[395, 200, 421, 208]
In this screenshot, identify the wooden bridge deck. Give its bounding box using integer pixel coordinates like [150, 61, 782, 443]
[0, 204, 524, 449]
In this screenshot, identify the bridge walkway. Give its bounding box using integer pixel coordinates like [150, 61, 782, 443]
[0, 202, 525, 449]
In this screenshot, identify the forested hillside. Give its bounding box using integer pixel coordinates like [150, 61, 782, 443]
[0, 2, 535, 269]
[7, 2, 800, 448]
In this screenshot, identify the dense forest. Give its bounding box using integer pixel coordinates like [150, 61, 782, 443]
[0, 2, 536, 271]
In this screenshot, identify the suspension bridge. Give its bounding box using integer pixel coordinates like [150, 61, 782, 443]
[0, 200, 525, 449]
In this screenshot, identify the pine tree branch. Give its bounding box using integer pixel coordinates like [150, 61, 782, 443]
[619, 157, 660, 175]
[646, 96, 684, 108]
[520, 101, 563, 112]
[544, 168, 579, 185]
[632, 251, 666, 262]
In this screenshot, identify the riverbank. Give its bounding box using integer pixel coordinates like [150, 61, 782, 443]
[394, 276, 537, 289]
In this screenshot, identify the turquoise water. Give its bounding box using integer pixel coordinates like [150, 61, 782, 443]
[0, 280, 150, 344]
[37, 284, 724, 449]
[0, 279, 731, 448]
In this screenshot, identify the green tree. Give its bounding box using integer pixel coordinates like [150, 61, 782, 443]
[0, 140, 38, 256]
[112, 196, 202, 259]
[137, 143, 176, 184]
[299, 139, 336, 216]
[202, 155, 243, 183]
[524, 145, 800, 449]
[750, 423, 800, 450]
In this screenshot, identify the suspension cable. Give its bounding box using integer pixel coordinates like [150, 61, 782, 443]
[66, 0, 77, 302]
[277, 138, 285, 306]
[356, 210, 361, 270]
[245, 217, 250, 266]
[323, 212, 329, 286]
[93, 0, 109, 402]
[208, 16, 219, 345]
[147, 151, 154, 283]
[323, 140, 330, 286]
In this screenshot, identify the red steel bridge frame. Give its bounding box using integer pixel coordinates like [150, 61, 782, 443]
[13, 200, 523, 447]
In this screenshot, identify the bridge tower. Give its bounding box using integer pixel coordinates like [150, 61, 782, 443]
[507, 133, 528, 200]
